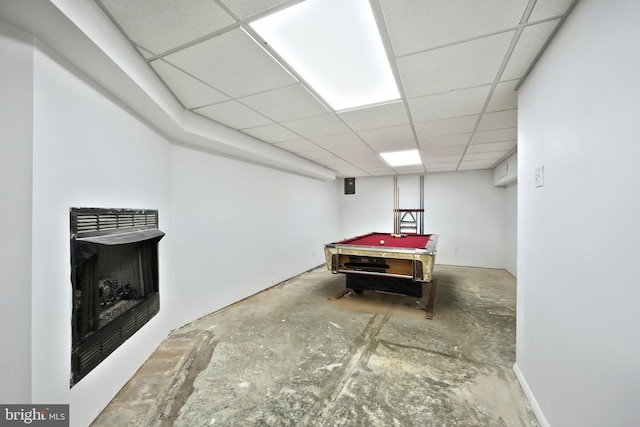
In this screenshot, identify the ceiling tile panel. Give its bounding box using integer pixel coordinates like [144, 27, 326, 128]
[486, 80, 519, 112]
[477, 109, 518, 131]
[137, 46, 155, 59]
[330, 146, 377, 158]
[194, 100, 271, 129]
[151, 60, 229, 109]
[273, 139, 319, 152]
[458, 164, 492, 171]
[421, 145, 466, 157]
[355, 162, 388, 170]
[418, 133, 471, 148]
[350, 156, 387, 168]
[218, 0, 300, 20]
[315, 157, 352, 167]
[240, 84, 329, 122]
[392, 165, 426, 174]
[422, 155, 462, 163]
[529, 0, 575, 22]
[330, 165, 367, 175]
[242, 123, 300, 143]
[459, 160, 498, 170]
[298, 149, 339, 160]
[379, 0, 529, 56]
[466, 141, 517, 153]
[460, 158, 500, 166]
[164, 28, 297, 98]
[427, 166, 458, 173]
[501, 19, 561, 81]
[282, 114, 349, 138]
[398, 31, 514, 98]
[360, 168, 387, 175]
[365, 167, 398, 176]
[99, 0, 236, 54]
[471, 128, 518, 144]
[338, 101, 409, 131]
[282, 114, 351, 138]
[414, 115, 478, 138]
[462, 151, 509, 161]
[310, 133, 365, 150]
[424, 161, 460, 169]
[356, 124, 414, 145]
[366, 139, 417, 152]
[330, 164, 362, 172]
[408, 85, 491, 122]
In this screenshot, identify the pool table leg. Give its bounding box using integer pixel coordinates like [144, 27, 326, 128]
[422, 279, 438, 320]
[328, 288, 350, 301]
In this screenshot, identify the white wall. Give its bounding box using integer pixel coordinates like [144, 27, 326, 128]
[425, 170, 505, 268]
[493, 153, 517, 276]
[30, 41, 173, 427]
[516, 0, 640, 426]
[339, 171, 506, 268]
[397, 174, 422, 210]
[493, 153, 518, 276]
[504, 182, 517, 277]
[0, 24, 341, 426]
[169, 145, 339, 328]
[0, 21, 33, 404]
[339, 176, 395, 238]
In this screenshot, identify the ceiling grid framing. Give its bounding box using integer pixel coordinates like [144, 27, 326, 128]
[90, 0, 578, 177]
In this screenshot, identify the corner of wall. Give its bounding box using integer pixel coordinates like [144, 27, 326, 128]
[0, 18, 34, 403]
[493, 152, 518, 187]
[513, 363, 549, 427]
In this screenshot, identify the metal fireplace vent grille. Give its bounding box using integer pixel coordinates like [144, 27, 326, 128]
[75, 209, 158, 237]
[77, 295, 160, 375]
[70, 207, 163, 386]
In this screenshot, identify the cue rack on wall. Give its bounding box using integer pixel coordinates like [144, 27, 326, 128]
[393, 175, 424, 234]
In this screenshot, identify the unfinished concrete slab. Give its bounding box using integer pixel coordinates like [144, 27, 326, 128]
[91, 265, 538, 426]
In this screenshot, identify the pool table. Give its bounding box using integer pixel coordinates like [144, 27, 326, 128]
[324, 232, 439, 318]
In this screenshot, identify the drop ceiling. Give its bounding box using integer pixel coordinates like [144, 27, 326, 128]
[96, 0, 576, 177]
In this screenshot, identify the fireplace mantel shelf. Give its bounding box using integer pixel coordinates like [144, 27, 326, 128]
[77, 229, 165, 246]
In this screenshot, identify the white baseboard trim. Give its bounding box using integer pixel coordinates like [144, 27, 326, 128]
[513, 362, 550, 427]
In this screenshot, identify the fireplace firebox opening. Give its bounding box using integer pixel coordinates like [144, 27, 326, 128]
[70, 207, 164, 386]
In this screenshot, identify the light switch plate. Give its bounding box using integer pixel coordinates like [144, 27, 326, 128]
[535, 166, 544, 187]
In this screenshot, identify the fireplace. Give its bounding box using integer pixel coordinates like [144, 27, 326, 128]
[70, 207, 164, 386]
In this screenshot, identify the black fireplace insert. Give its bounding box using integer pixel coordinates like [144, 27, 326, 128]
[70, 207, 164, 386]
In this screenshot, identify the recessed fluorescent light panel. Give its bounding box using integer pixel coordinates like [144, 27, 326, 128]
[380, 149, 422, 167]
[250, 0, 400, 111]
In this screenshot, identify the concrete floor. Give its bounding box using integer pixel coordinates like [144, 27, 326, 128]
[91, 265, 538, 426]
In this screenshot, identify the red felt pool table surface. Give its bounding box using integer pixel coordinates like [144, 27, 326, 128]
[336, 232, 432, 249]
